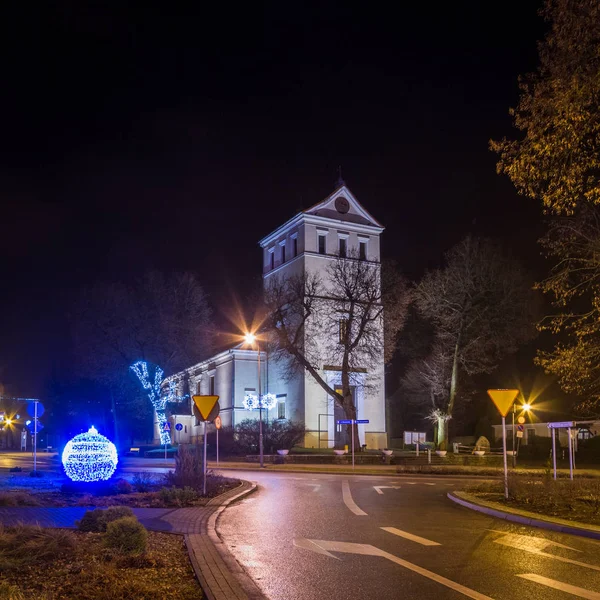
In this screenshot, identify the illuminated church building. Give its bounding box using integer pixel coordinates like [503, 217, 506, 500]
[164, 184, 387, 450]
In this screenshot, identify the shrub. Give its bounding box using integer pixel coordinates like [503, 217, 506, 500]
[132, 471, 157, 492]
[0, 580, 24, 599]
[114, 478, 133, 494]
[0, 492, 39, 507]
[103, 517, 147, 555]
[76, 506, 135, 532]
[159, 486, 198, 507]
[163, 445, 204, 490]
[233, 419, 306, 454]
[474, 436, 490, 452]
[0, 524, 75, 570]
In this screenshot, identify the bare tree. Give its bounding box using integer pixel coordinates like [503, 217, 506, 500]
[264, 252, 411, 442]
[414, 236, 536, 443]
[71, 270, 212, 442]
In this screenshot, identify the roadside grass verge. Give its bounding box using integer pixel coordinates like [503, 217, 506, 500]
[0, 523, 202, 599]
[465, 476, 600, 526]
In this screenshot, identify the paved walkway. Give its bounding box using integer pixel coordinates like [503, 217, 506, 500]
[0, 481, 262, 600]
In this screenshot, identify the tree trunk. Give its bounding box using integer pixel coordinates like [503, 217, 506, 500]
[436, 414, 446, 447]
[445, 329, 462, 443]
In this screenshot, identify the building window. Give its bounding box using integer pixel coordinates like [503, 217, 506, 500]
[196, 381, 201, 394]
[209, 375, 215, 396]
[280, 241, 286, 263]
[269, 248, 275, 270]
[277, 394, 286, 419]
[339, 237, 347, 258]
[184, 425, 187, 433]
[359, 241, 367, 260]
[339, 319, 348, 344]
[292, 236, 298, 257]
[318, 232, 326, 254]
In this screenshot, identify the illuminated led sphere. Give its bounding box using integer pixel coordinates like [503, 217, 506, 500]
[62, 426, 118, 482]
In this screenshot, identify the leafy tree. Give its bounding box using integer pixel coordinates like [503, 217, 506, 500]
[264, 254, 411, 443]
[414, 236, 536, 444]
[491, 0, 600, 215]
[492, 0, 600, 413]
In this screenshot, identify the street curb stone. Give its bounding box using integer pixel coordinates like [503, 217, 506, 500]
[447, 491, 600, 541]
[185, 481, 267, 600]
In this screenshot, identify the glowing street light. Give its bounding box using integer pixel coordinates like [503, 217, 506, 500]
[522, 403, 532, 412]
[244, 331, 264, 468]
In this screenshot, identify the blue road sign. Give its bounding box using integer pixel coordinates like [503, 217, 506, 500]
[26, 421, 43, 434]
[355, 419, 370, 424]
[163, 422, 171, 431]
[27, 401, 44, 418]
[337, 419, 352, 425]
[175, 423, 183, 431]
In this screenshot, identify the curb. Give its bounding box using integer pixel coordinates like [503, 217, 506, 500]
[447, 491, 600, 541]
[185, 480, 266, 600]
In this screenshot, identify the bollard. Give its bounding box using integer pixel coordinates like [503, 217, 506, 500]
[428, 448, 431, 464]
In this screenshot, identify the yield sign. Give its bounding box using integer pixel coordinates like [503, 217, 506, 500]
[192, 395, 220, 421]
[487, 389, 519, 417]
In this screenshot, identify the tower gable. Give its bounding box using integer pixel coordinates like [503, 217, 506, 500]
[302, 185, 383, 228]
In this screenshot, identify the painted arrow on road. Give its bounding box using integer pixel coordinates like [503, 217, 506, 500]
[302, 484, 321, 492]
[373, 486, 401, 495]
[491, 531, 600, 572]
[293, 538, 492, 600]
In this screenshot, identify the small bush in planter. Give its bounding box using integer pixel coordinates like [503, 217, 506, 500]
[76, 506, 135, 532]
[103, 516, 147, 555]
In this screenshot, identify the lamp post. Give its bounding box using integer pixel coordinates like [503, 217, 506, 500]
[244, 332, 264, 468]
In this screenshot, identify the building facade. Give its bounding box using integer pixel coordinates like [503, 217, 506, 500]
[163, 184, 387, 449]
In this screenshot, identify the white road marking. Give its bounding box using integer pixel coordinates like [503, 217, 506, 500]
[517, 574, 600, 599]
[423, 482, 436, 486]
[296, 538, 492, 600]
[293, 538, 340, 559]
[492, 532, 600, 572]
[405, 482, 417, 485]
[342, 480, 367, 516]
[381, 526, 441, 546]
[373, 485, 401, 495]
[303, 484, 321, 492]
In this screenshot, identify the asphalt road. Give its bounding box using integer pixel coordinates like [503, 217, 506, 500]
[216, 470, 600, 600]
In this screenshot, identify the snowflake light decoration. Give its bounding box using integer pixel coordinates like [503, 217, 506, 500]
[130, 360, 170, 444]
[62, 426, 118, 482]
[243, 392, 277, 411]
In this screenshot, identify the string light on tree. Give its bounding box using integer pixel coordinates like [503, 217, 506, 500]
[62, 426, 118, 482]
[130, 360, 170, 445]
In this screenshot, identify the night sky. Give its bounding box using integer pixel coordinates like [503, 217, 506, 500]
[0, 2, 549, 396]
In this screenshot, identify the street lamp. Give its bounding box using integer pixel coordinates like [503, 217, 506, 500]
[244, 332, 264, 468]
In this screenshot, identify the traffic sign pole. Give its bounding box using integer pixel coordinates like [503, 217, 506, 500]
[203, 422, 208, 496]
[552, 427, 557, 480]
[501, 416, 508, 499]
[351, 420, 355, 471]
[33, 401, 37, 474]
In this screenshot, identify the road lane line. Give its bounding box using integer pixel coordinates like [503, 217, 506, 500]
[381, 527, 441, 546]
[517, 574, 600, 599]
[342, 480, 367, 516]
[301, 539, 493, 600]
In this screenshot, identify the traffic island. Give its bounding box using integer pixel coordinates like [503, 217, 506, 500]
[448, 490, 600, 540]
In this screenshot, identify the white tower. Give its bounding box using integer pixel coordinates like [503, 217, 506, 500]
[259, 184, 387, 449]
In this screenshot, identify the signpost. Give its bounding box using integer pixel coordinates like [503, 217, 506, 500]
[336, 419, 369, 470]
[487, 389, 519, 499]
[26, 401, 44, 474]
[214, 416, 222, 465]
[192, 395, 220, 495]
[163, 422, 171, 459]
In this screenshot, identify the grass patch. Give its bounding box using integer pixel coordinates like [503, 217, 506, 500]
[0, 526, 201, 599]
[466, 476, 600, 526]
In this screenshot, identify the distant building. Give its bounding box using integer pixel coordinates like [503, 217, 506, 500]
[163, 183, 387, 449]
[492, 419, 600, 447]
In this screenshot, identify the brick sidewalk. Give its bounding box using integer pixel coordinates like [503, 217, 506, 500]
[0, 481, 263, 600]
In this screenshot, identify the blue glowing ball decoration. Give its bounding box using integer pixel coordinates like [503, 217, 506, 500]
[62, 426, 118, 482]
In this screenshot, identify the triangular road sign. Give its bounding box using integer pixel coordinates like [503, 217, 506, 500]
[163, 421, 171, 431]
[487, 389, 519, 417]
[192, 395, 220, 421]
